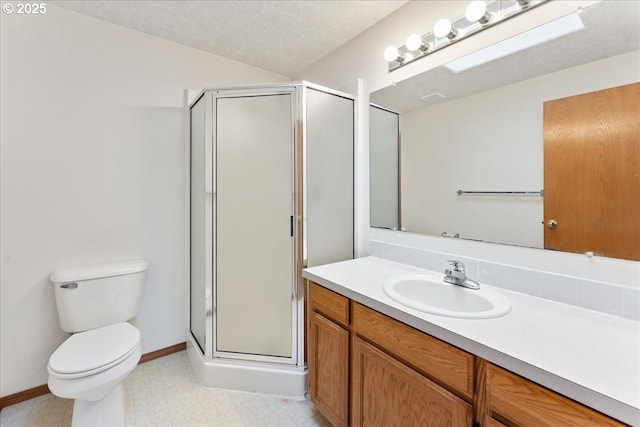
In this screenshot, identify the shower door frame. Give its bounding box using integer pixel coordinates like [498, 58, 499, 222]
[189, 82, 354, 371]
[189, 90, 214, 355]
[205, 86, 303, 366]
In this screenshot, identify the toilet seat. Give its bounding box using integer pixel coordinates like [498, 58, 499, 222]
[48, 322, 140, 379]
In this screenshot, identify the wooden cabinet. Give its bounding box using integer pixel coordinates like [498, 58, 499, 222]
[308, 282, 350, 427]
[307, 282, 473, 427]
[352, 336, 472, 427]
[483, 363, 626, 427]
[485, 418, 508, 427]
[306, 281, 627, 427]
[352, 303, 475, 401]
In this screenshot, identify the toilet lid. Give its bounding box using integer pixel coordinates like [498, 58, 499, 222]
[49, 322, 140, 375]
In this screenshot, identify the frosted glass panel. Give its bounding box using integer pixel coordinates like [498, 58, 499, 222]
[215, 94, 293, 358]
[370, 105, 399, 229]
[306, 89, 354, 267]
[190, 95, 206, 352]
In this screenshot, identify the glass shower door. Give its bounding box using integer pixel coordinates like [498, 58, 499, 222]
[214, 92, 295, 361]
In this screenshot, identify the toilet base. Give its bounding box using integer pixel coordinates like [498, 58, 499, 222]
[72, 383, 124, 427]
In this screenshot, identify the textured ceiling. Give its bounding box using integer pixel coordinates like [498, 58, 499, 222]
[53, 0, 408, 76]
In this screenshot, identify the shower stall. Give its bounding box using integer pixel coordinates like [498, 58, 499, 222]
[187, 82, 354, 396]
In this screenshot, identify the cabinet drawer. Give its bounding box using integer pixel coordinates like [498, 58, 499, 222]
[352, 302, 475, 401]
[308, 281, 349, 327]
[486, 363, 626, 427]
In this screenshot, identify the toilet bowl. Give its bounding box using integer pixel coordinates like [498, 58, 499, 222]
[48, 323, 142, 425]
[48, 259, 148, 426]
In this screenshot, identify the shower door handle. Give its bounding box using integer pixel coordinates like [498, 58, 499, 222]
[60, 283, 78, 289]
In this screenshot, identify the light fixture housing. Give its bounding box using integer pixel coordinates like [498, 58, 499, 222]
[384, 0, 550, 72]
[445, 11, 584, 73]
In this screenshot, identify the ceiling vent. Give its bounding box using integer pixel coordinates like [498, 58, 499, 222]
[419, 92, 447, 103]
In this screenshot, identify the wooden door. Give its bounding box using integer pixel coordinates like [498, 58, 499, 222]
[351, 336, 472, 427]
[543, 82, 639, 260]
[308, 311, 349, 427]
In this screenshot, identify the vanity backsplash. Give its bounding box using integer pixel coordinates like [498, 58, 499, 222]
[370, 240, 639, 322]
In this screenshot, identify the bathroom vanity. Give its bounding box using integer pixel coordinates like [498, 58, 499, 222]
[303, 257, 639, 427]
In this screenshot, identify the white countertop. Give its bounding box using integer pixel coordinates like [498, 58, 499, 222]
[303, 256, 640, 426]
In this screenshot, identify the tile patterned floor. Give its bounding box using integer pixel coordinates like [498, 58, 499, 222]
[0, 351, 332, 427]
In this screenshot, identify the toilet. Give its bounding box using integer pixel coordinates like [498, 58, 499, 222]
[47, 259, 148, 426]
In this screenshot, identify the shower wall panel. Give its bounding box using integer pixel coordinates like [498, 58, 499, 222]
[306, 88, 354, 267]
[190, 94, 207, 352]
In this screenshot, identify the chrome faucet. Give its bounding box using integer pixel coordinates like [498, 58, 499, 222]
[444, 260, 480, 290]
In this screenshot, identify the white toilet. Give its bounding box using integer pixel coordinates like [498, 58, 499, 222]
[47, 259, 148, 426]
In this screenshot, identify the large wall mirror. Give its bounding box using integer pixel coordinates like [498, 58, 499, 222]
[370, 1, 639, 261]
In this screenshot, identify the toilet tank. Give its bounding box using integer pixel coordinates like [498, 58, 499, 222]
[50, 259, 148, 333]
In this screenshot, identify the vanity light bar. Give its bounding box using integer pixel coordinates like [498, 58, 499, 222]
[385, 0, 549, 72]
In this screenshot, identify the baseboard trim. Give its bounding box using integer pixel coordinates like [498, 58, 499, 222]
[139, 342, 187, 364]
[0, 385, 51, 411]
[0, 341, 186, 410]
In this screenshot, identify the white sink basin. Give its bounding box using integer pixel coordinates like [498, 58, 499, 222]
[383, 274, 511, 319]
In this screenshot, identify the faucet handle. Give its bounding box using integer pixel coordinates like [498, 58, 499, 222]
[447, 260, 465, 272]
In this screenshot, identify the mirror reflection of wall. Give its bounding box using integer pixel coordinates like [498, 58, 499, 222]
[369, 1, 640, 260]
[369, 105, 399, 230]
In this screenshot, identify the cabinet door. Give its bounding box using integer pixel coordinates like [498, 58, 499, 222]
[353, 303, 474, 400]
[308, 311, 349, 427]
[352, 337, 472, 427]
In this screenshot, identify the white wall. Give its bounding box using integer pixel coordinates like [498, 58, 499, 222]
[296, 0, 639, 292]
[0, 5, 286, 397]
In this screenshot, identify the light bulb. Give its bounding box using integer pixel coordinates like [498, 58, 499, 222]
[466, 0, 491, 25]
[406, 33, 423, 51]
[433, 18, 455, 39]
[465, 1, 487, 22]
[384, 45, 401, 62]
